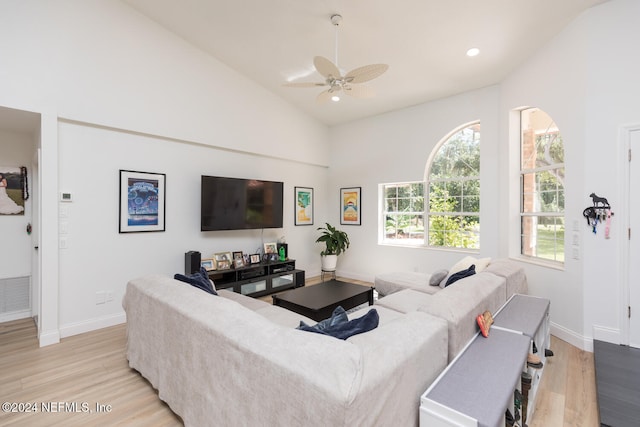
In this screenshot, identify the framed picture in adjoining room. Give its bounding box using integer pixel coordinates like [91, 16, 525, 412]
[294, 186, 313, 226]
[200, 258, 215, 271]
[340, 187, 361, 225]
[119, 170, 166, 233]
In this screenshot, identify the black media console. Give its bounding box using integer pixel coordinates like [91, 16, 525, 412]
[207, 259, 305, 298]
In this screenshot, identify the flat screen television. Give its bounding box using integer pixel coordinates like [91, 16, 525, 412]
[201, 175, 284, 231]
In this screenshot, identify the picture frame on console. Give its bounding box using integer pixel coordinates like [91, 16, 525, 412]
[263, 242, 277, 255]
[294, 186, 313, 226]
[118, 169, 166, 233]
[200, 258, 215, 271]
[214, 252, 232, 270]
[250, 254, 260, 264]
[340, 187, 361, 225]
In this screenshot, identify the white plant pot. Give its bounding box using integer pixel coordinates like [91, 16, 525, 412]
[321, 254, 338, 272]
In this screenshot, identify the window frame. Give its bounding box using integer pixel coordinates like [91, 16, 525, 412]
[518, 107, 565, 265]
[379, 121, 481, 250]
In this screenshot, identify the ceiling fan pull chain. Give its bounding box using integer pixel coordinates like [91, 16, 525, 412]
[334, 19, 339, 68]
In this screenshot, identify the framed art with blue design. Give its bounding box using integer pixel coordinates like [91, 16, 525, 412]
[340, 186, 361, 225]
[119, 170, 166, 233]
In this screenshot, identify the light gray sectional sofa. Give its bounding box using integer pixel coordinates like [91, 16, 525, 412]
[374, 257, 528, 361]
[123, 257, 526, 426]
[123, 275, 448, 427]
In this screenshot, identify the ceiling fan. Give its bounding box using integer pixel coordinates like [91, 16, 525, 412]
[284, 14, 388, 103]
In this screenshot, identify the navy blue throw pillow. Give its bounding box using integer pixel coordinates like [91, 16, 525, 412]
[297, 306, 379, 340]
[174, 267, 218, 295]
[445, 264, 476, 287]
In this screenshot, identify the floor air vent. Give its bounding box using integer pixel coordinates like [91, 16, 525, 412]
[0, 276, 31, 320]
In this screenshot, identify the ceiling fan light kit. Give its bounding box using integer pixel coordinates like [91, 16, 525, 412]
[284, 13, 388, 104]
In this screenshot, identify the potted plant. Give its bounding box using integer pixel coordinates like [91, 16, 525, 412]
[315, 223, 350, 272]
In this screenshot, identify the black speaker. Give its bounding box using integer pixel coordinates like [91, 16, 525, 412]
[295, 270, 305, 287]
[277, 243, 288, 259]
[185, 251, 201, 274]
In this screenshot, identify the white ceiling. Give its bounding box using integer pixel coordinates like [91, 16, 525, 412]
[124, 0, 606, 127]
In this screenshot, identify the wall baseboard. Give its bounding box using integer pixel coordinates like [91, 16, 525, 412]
[38, 329, 60, 347]
[0, 309, 31, 323]
[592, 325, 621, 346]
[551, 321, 594, 352]
[59, 312, 126, 338]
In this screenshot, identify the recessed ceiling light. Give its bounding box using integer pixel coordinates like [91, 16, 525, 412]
[466, 48, 480, 57]
[331, 95, 340, 102]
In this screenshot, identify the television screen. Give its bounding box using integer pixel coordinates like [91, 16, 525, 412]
[201, 176, 284, 231]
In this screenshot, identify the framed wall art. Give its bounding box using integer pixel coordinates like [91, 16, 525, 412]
[294, 186, 313, 226]
[340, 187, 361, 225]
[119, 170, 166, 233]
[0, 166, 27, 216]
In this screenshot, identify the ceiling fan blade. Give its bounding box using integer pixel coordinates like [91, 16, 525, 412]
[282, 82, 326, 88]
[345, 64, 389, 84]
[343, 84, 375, 99]
[314, 56, 341, 79]
[316, 89, 334, 104]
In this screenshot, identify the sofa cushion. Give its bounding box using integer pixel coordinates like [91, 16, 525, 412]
[484, 258, 528, 297]
[375, 289, 432, 314]
[420, 273, 507, 361]
[217, 289, 271, 311]
[429, 269, 448, 286]
[374, 271, 442, 297]
[254, 305, 315, 328]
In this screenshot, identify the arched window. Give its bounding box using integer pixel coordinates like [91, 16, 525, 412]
[427, 122, 480, 249]
[380, 122, 480, 249]
[520, 108, 564, 263]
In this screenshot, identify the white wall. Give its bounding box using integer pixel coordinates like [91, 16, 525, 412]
[0, 0, 330, 340]
[329, 0, 640, 350]
[328, 86, 501, 282]
[57, 122, 327, 335]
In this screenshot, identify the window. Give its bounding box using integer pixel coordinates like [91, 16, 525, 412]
[427, 123, 481, 249]
[380, 122, 480, 249]
[382, 182, 424, 245]
[520, 108, 565, 263]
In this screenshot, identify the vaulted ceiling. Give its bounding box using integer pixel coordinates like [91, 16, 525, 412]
[123, 0, 607, 126]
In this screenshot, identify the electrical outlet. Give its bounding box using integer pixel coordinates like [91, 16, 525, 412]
[106, 291, 114, 302]
[59, 237, 68, 249]
[96, 291, 106, 305]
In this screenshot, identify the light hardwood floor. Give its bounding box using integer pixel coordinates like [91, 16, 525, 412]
[0, 279, 599, 426]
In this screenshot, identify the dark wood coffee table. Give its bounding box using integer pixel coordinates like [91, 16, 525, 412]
[272, 280, 374, 322]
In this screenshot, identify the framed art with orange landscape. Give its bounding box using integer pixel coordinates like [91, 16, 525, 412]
[294, 186, 313, 226]
[340, 187, 361, 225]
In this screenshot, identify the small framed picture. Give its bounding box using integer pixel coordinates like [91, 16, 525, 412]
[232, 251, 244, 268]
[243, 254, 251, 265]
[340, 187, 362, 225]
[294, 186, 314, 226]
[250, 254, 261, 264]
[214, 252, 232, 270]
[263, 242, 277, 255]
[200, 258, 215, 271]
